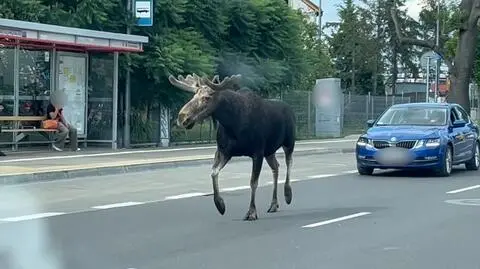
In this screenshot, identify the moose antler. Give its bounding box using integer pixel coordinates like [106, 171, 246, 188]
[168, 73, 202, 93]
[201, 74, 242, 91]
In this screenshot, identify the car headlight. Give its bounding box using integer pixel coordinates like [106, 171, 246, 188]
[357, 137, 373, 147]
[425, 138, 441, 147]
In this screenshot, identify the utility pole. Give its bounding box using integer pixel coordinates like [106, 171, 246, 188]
[317, 0, 322, 39]
[434, 0, 440, 102]
[124, 0, 132, 148]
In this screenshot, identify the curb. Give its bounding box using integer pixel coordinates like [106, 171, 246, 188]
[0, 148, 355, 185]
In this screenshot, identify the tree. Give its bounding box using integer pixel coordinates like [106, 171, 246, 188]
[359, 0, 421, 95]
[391, 0, 477, 113]
[295, 12, 335, 93]
[0, 0, 335, 143]
[325, 0, 383, 95]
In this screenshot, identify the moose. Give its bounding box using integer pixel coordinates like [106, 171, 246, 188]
[168, 73, 296, 221]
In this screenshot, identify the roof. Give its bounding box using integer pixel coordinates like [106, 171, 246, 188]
[0, 18, 149, 52]
[395, 82, 425, 94]
[301, 0, 320, 12]
[396, 81, 449, 94]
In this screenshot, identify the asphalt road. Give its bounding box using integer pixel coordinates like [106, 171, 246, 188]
[0, 152, 479, 269]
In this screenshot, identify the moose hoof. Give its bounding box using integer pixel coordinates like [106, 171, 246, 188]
[243, 209, 258, 221]
[267, 202, 279, 213]
[284, 184, 292, 204]
[214, 195, 226, 215]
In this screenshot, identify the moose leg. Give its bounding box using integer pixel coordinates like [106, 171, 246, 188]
[283, 146, 293, 205]
[211, 150, 231, 215]
[265, 154, 280, 213]
[244, 155, 264, 221]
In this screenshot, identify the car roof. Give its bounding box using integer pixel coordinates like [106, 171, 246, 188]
[389, 102, 456, 109]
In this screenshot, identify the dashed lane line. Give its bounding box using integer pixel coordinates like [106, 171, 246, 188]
[0, 212, 66, 222]
[91, 202, 145, 209]
[301, 212, 372, 228]
[446, 185, 480, 194]
[165, 192, 208, 200]
[0, 170, 359, 224]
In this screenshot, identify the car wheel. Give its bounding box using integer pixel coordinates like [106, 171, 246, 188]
[357, 165, 374, 175]
[435, 145, 453, 177]
[465, 141, 480, 171]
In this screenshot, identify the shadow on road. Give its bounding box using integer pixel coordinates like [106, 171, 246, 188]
[371, 166, 476, 179]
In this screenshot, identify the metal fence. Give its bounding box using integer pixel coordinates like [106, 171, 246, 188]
[123, 89, 480, 147]
[343, 93, 412, 135]
[158, 91, 415, 145]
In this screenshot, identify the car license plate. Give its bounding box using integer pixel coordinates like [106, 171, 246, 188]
[375, 147, 413, 166]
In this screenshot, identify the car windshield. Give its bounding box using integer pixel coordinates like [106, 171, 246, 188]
[375, 106, 448, 126]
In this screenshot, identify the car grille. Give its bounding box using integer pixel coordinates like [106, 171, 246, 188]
[372, 140, 417, 149]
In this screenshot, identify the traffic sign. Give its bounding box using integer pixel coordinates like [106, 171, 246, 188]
[134, 0, 153, 26]
[420, 51, 440, 69]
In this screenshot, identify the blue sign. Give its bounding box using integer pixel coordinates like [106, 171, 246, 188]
[134, 0, 153, 26]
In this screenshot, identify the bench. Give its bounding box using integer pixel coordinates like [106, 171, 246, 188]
[0, 116, 58, 155]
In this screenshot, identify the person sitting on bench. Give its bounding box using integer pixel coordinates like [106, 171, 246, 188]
[46, 101, 80, 152]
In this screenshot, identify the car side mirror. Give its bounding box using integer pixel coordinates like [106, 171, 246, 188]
[366, 119, 375, 128]
[452, 119, 467, 128]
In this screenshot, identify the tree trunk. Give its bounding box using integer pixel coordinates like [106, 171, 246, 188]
[448, 24, 479, 113]
[391, 44, 398, 95]
[390, 0, 480, 114]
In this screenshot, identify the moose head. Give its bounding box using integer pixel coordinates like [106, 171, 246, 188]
[168, 73, 242, 129]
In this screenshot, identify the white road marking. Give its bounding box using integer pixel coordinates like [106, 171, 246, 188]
[164, 192, 207, 200]
[91, 202, 145, 209]
[444, 199, 480, 206]
[307, 174, 337, 179]
[0, 171, 357, 224]
[222, 186, 250, 191]
[302, 212, 372, 228]
[0, 212, 65, 222]
[0, 138, 355, 164]
[446, 185, 480, 194]
[264, 170, 358, 184]
[297, 139, 356, 145]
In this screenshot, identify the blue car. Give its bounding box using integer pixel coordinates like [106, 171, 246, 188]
[356, 102, 480, 177]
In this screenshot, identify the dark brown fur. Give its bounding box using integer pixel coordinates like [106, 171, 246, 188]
[168, 74, 296, 221]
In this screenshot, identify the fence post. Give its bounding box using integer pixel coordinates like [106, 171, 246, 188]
[370, 92, 374, 117]
[367, 91, 371, 120]
[307, 91, 312, 136]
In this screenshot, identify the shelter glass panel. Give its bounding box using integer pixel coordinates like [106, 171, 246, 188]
[0, 45, 15, 146]
[0, 46, 14, 116]
[87, 52, 114, 141]
[18, 48, 51, 119]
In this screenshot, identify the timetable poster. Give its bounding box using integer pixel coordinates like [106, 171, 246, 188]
[57, 55, 87, 135]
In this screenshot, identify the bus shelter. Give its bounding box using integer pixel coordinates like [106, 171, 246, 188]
[0, 18, 148, 150]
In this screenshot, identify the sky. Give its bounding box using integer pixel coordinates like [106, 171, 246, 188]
[320, 0, 423, 26]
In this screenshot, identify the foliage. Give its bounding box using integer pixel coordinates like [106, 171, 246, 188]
[325, 0, 387, 95]
[1, 0, 333, 108]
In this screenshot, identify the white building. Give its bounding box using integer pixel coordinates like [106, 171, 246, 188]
[286, 0, 321, 25]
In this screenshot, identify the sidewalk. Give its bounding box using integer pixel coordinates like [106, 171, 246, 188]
[0, 136, 359, 184]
